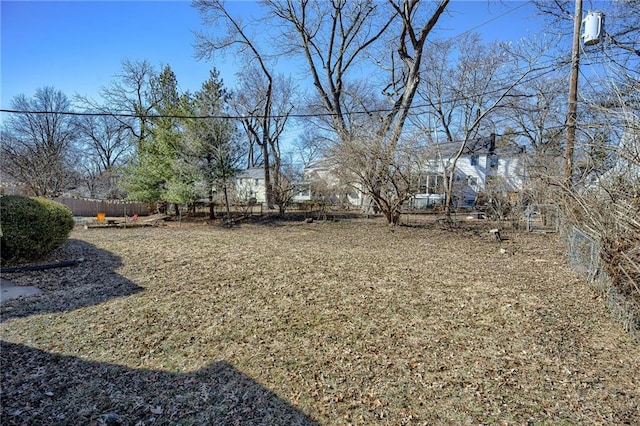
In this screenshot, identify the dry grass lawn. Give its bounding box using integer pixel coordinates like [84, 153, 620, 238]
[1, 219, 639, 425]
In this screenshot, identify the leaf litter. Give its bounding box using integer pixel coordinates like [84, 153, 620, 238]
[1, 219, 638, 425]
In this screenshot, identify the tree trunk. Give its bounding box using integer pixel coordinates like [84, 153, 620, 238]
[445, 174, 454, 218]
[382, 205, 401, 225]
[370, 191, 400, 225]
[208, 191, 215, 220]
[159, 201, 168, 214]
[391, 209, 401, 225]
[262, 144, 274, 210]
[223, 183, 231, 223]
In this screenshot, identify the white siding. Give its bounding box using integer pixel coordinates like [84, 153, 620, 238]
[456, 155, 488, 191]
[410, 150, 526, 208]
[235, 176, 266, 203]
[496, 156, 525, 191]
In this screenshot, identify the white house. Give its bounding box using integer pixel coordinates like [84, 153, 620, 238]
[235, 167, 307, 206]
[411, 136, 527, 208]
[292, 136, 527, 211]
[294, 159, 365, 207]
[234, 167, 267, 204]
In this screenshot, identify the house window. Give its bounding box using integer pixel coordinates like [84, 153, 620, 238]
[488, 155, 499, 169]
[418, 179, 427, 194]
[426, 175, 444, 194]
[470, 155, 479, 166]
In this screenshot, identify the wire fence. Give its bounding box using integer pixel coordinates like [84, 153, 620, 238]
[525, 204, 560, 233]
[565, 225, 639, 339]
[566, 226, 601, 280]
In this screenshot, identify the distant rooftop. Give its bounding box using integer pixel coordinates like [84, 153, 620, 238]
[236, 167, 265, 180]
[425, 136, 525, 158]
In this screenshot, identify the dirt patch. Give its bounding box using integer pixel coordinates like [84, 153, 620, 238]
[1, 220, 638, 424]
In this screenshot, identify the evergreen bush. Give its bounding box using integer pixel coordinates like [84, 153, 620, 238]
[1, 195, 75, 265]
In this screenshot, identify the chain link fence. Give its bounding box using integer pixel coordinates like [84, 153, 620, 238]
[525, 204, 560, 233]
[566, 225, 639, 339]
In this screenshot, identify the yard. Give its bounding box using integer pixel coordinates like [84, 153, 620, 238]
[1, 219, 639, 425]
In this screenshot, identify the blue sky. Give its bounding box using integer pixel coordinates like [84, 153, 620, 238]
[1, 1, 545, 110]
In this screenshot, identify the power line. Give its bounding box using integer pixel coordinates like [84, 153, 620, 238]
[2, 0, 587, 124]
[0, 62, 567, 121]
[436, 0, 532, 43]
[0, 107, 358, 120]
[5, 5, 629, 123]
[2, 2, 556, 114]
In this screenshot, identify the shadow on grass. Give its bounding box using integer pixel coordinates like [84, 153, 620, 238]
[0, 341, 319, 425]
[0, 239, 143, 323]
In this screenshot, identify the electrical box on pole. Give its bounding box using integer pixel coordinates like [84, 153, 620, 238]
[582, 11, 605, 46]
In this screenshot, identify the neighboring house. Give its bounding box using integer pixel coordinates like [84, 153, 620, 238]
[294, 159, 365, 207]
[234, 166, 301, 206]
[293, 135, 527, 211]
[291, 182, 313, 203]
[412, 135, 527, 208]
[235, 167, 267, 204]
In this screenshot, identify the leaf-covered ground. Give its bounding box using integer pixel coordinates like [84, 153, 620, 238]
[1, 219, 639, 425]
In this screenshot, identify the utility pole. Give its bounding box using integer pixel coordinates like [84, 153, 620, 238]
[563, 0, 583, 184]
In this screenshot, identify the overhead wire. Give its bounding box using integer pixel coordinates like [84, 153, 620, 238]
[430, 0, 532, 43]
[0, 1, 582, 123]
[579, 36, 639, 125]
[0, 61, 566, 121]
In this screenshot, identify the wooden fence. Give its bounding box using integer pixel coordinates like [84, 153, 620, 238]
[55, 197, 150, 217]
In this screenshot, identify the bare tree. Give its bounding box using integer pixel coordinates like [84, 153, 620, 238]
[331, 125, 426, 221]
[75, 114, 132, 197]
[231, 66, 296, 214]
[498, 35, 569, 201]
[262, 0, 449, 224]
[194, 0, 295, 214]
[415, 34, 532, 216]
[532, 1, 640, 328]
[509, 79, 565, 150]
[71, 60, 158, 199]
[293, 126, 325, 170]
[0, 87, 77, 197]
[98, 59, 158, 147]
[76, 114, 132, 172]
[532, 0, 639, 184]
[533, 0, 640, 60]
[561, 100, 640, 327]
[293, 129, 358, 208]
[530, 2, 639, 329]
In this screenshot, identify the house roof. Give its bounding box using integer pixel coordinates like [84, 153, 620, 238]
[304, 158, 336, 172]
[300, 136, 526, 176]
[425, 136, 525, 158]
[236, 167, 265, 180]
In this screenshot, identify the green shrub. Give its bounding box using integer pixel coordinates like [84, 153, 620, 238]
[1, 195, 75, 265]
